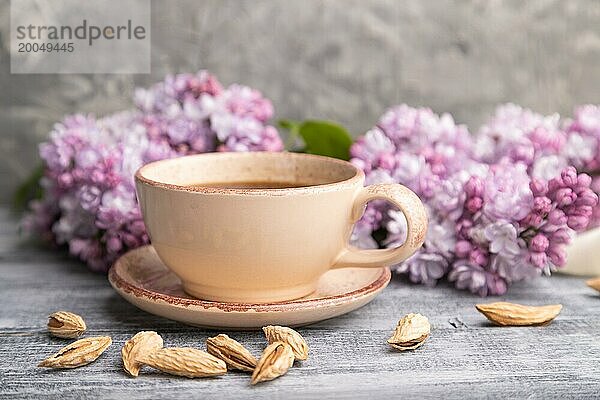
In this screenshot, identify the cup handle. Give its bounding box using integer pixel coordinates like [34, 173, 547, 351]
[332, 184, 428, 269]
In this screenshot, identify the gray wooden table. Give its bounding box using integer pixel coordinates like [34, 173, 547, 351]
[1, 207, 599, 399]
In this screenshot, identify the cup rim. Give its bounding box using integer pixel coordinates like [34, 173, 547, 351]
[135, 152, 364, 195]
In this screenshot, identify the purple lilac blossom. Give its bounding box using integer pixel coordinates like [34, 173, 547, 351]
[563, 105, 600, 228]
[351, 104, 598, 296]
[474, 103, 565, 168]
[477, 103, 600, 228]
[23, 71, 283, 271]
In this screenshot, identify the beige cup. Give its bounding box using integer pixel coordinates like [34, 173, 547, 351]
[135, 152, 427, 303]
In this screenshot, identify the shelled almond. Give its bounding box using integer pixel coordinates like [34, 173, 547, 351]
[586, 277, 600, 293]
[47, 311, 86, 339]
[475, 302, 562, 326]
[122, 331, 164, 377]
[139, 347, 227, 378]
[206, 334, 257, 372]
[387, 313, 430, 351]
[38, 336, 112, 368]
[263, 325, 309, 361]
[251, 341, 295, 385]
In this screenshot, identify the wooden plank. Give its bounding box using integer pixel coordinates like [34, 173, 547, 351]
[1, 207, 600, 399]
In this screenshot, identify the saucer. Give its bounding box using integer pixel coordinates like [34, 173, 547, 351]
[108, 245, 391, 329]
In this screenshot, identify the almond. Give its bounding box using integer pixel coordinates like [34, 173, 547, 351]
[387, 313, 430, 351]
[586, 277, 600, 293]
[251, 342, 294, 385]
[475, 302, 562, 326]
[122, 331, 163, 377]
[138, 347, 227, 378]
[38, 336, 112, 369]
[47, 311, 86, 339]
[262, 325, 309, 361]
[206, 334, 257, 372]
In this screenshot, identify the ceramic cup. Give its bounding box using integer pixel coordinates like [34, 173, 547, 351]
[135, 152, 427, 303]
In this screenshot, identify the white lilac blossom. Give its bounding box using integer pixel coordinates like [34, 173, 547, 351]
[23, 71, 283, 271]
[351, 104, 598, 296]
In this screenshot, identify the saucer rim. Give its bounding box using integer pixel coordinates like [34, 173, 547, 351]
[109, 245, 391, 313]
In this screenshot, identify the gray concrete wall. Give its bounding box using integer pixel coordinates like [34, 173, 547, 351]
[1, 0, 599, 203]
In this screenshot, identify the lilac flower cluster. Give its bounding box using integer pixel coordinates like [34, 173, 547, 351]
[475, 103, 600, 227]
[135, 72, 282, 153]
[349, 105, 473, 249]
[23, 71, 283, 271]
[351, 104, 598, 296]
[563, 105, 600, 228]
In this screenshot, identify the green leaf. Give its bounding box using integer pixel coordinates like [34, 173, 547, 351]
[297, 120, 353, 160]
[278, 119, 301, 133]
[13, 164, 44, 211]
[278, 119, 302, 150]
